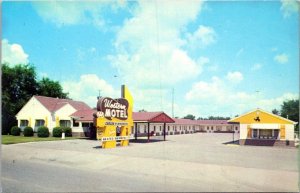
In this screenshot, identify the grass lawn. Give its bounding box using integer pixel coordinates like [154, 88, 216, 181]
[2, 135, 84, 145]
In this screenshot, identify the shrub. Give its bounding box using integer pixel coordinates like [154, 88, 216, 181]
[23, 127, 34, 137]
[37, 126, 49, 137]
[52, 127, 62, 137]
[62, 127, 72, 137]
[11, 126, 21, 136]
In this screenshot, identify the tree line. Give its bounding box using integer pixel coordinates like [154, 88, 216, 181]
[183, 100, 299, 131]
[2, 63, 68, 134]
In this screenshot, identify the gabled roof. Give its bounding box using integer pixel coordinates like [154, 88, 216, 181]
[196, 120, 229, 125]
[70, 109, 96, 122]
[133, 112, 175, 123]
[34, 95, 91, 113]
[171, 118, 198, 125]
[228, 108, 297, 125]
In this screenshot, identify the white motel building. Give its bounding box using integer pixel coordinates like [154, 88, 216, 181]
[16, 95, 297, 146]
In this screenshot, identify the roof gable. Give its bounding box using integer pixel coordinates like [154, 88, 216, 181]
[133, 112, 174, 123]
[33, 95, 91, 112]
[228, 109, 296, 125]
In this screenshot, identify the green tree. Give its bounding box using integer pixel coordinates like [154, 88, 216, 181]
[37, 77, 68, 98]
[183, 114, 195, 120]
[2, 64, 38, 134]
[272, 108, 280, 115]
[2, 64, 69, 134]
[280, 99, 299, 131]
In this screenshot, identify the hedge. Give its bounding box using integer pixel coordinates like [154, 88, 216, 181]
[62, 127, 72, 137]
[11, 126, 21, 136]
[52, 127, 62, 137]
[23, 127, 34, 137]
[37, 126, 49, 137]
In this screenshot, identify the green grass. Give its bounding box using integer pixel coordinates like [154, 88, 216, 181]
[2, 135, 84, 145]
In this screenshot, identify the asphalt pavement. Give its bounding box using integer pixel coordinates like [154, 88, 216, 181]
[1, 133, 299, 192]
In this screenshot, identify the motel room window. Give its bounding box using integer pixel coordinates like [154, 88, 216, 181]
[59, 120, 71, 127]
[20, 120, 29, 127]
[35, 119, 45, 127]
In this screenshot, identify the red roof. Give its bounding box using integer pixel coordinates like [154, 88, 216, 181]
[70, 109, 96, 122]
[171, 118, 198, 125]
[196, 120, 229, 125]
[34, 95, 91, 112]
[133, 112, 174, 123]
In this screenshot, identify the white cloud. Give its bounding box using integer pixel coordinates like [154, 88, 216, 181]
[226, 71, 243, 83]
[109, 0, 204, 87]
[251, 63, 262, 71]
[184, 76, 298, 117]
[32, 1, 125, 29]
[2, 39, 29, 66]
[62, 74, 118, 108]
[274, 53, 289, 64]
[187, 25, 216, 49]
[280, 0, 299, 18]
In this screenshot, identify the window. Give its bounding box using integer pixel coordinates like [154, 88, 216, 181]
[20, 120, 29, 127]
[252, 129, 258, 138]
[82, 123, 90, 127]
[60, 120, 71, 127]
[35, 119, 45, 127]
[207, 126, 209, 130]
[211, 126, 213, 130]
[235, 126, 238, 130]
[73, 119, 79, 127]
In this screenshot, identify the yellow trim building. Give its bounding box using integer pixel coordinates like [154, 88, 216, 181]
[228, 108, 297, 146]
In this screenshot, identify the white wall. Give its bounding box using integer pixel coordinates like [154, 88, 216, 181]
[16, 97, 51, 131]
[285, 124, 295, 140]
[239, 124, 248, 139]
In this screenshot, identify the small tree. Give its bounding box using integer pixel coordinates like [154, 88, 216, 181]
[11, 126, 21, 136]
[183, 114, 195, 120]
[23, 127, 34, 137]
[37, 126, 49, 137]
[272, 109, 279, 115]
[52, 127, 62, 137]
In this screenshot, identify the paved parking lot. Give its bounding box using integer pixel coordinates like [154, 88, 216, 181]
[2, 133, 299, 192]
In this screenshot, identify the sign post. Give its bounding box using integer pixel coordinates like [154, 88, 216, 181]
[94, 85, 133, 149]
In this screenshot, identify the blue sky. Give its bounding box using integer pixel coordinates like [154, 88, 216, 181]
[2, 0, 299, 118]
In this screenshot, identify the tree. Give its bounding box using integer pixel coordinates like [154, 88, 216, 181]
[2, 64, 39, 134]
[138, 109, 147, 112]
[2, 63, 69, 134]
[183, 114, 195, 120]
[280, 99, 299, 123]
[272, 109, 279, 115]
[37, 77, 68, 99]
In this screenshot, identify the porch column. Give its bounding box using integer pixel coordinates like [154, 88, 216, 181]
[164, 123, 166, 141]
[147, 122, 150, 142]
[134, 122, 137, 140]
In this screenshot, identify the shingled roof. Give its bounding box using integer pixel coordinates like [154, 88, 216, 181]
[132, 112, 174, 123]
[34, 95, 91, 112]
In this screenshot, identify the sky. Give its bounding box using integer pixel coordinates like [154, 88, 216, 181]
[2, 0, 299, 118]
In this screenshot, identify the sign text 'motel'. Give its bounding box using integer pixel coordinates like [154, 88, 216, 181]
[94, 97, 128, 120]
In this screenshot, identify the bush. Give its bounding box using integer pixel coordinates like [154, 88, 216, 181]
[11, 126, 21, 136]
[37, 126, 49, 137]
[62, 127, 72, 137]
[23, 127, 33, 137]
[52, 127, 62, 137]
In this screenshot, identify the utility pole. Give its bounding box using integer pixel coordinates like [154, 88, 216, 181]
[172, 88, 174, 118]
[97, 90, 101, 100]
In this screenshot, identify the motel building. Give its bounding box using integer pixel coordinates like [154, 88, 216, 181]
[16, 96, 296, 147]
[228, 109, 297, 146]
